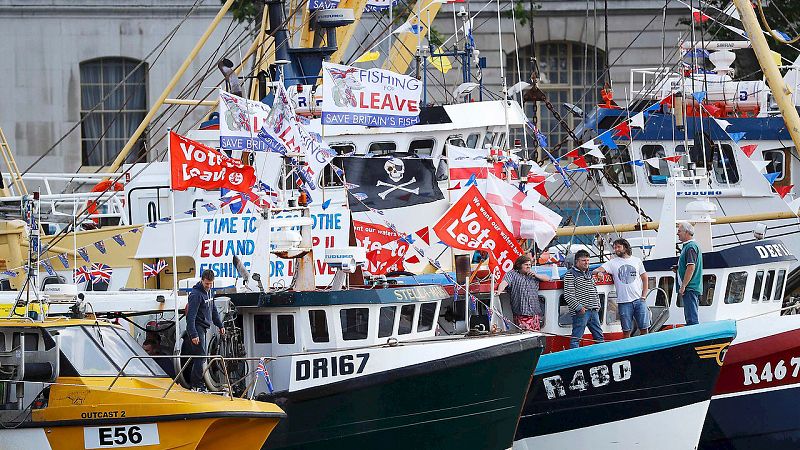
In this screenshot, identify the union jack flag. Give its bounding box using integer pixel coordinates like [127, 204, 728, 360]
[326, 66, 358, 81]
[111, 234, 126, 247]
[93, 240, 107, 254]
[77, 247, 90, 263]
[74, 266, 90, 283]
[89, 263, 112, 284]
[256, 358, 274, 393]
[143, 259, 167, 280]
[57, 253, 69, 269]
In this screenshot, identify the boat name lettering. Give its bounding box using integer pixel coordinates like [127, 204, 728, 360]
[754, 243, 791, 259]
[542, 360, 632, 400]
[83, 423, 159, 448]
[676, 190, 722, 197]
[393, 286, 442, 301]
[296, 353, 370, 381]
[742, 357, 800, 386]
[80, 410, 126, 419]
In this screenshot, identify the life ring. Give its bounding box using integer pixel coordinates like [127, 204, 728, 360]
[86, 180, 123, 223]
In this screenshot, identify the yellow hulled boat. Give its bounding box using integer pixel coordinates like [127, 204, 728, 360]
[0, 317, 284, 449]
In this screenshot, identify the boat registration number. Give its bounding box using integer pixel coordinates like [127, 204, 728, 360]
[541, 360, 632, 400]
[743, 358, 800, 386]
[84, 424, 159, 448]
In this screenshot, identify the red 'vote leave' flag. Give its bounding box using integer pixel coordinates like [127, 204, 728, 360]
[169, 130, 256, 192]
[433, 185, 524, 280]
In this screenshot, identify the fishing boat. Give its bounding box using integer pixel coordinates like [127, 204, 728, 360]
[0, 316, 285, 449]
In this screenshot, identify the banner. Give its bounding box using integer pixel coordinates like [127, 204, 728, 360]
[433, 185, 523, 280]
[322, 62, 422, 128]
[219, 89, 273, 151]
[309, 0, 399, 11]
[341, 157, 444, 211]
[259, 83, 335, 200]
[169, 131, 256, 192]
[353, 220, 408, 274]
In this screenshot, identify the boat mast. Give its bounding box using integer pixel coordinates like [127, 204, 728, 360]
[732, 0, 800, 151]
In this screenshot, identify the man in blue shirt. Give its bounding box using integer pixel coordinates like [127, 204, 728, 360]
[186, 270, 225, 391]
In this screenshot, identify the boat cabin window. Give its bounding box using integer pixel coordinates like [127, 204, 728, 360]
[378, 306, 396, 338]
[495, 133, 506, 148]
[676, 274, 716, 307]
[417, 302, 437, 332]
[57, 326, 164, 377]
[448, 136, 466, 148]
[763, 150, 786, 181]
[398, 304, 416, 335]
[763, 270, 776, 302]
[321, 150, 349, 187]
[604, 293, 620, 325]
[466, 133, 480, 149]
[641, 145, 669, 184]
[340, 308, 369, 340]
[368, 142, 397, 156]
[653, 276, 674, 307]
[277, 315, 295, 344]
[409, 138, 436, 157]
[558, 295, 571, 327]
[253, 314, 272, 343]
[724, 271, 747, 304]
[712, 144, 740, 184]
[774, 270, 787, 301]
[309, 310, 329, 343]
[482, 132, 496, 149]
[752, 270, 765, 302]
[702, 275, 717, 306]
[538, 295, 546, 327]
[603, 145, 635, 185]
[12, 332, 39, 351]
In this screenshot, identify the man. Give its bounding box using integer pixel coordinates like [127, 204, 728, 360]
[186, 270, 225, 391]
[594, 238, 649, 338]
[143, 338, 176, 378]
[495, 255, 550, 331]
[676, 221, 703, 325]
[564, 250, 604, 349]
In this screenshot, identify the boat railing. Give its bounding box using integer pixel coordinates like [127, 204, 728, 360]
[107, 355, 275, 400]
[629, 68, 681, 102]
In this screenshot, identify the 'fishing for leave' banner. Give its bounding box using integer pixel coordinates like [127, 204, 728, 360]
[218, 89, 272, 151]
[322, 62, 422, 128]
[169, 131, 256, 192]
[433, 185, 524, 280]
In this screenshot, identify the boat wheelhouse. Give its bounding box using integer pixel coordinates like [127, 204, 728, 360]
[226, 283, 546, 450]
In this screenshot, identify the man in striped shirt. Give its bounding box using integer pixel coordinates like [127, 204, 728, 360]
[564, 250, 604, 349]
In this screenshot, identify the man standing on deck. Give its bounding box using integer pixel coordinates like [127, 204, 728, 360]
[187, 270, 225, 391]
[564, 250, 604, 349]
[676, 222, 703, 325]
[594, 238, 649, 338]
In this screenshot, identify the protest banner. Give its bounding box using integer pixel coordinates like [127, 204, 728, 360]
[353, 220, 409, 274]
[169, 131, 256, 192]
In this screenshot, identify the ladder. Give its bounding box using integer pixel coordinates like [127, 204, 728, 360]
[0, 127, 27, 197]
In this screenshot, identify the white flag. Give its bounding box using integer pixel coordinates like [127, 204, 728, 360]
[485, 173, 562, 249]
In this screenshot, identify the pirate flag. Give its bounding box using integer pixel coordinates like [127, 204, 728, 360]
[341, 157, 444, 212]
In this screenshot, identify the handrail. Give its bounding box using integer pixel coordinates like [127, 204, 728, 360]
[107, 355, 275, 401]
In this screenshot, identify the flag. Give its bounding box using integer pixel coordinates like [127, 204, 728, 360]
[448, 145, 490, 181]
[143, 262, 158, 280]
[393, 21, 421, 34]
[112, 234, 126, 247]
[775, 184, 794, 199]
[93, 240, 107, 254]
[42, 260, 55, 276]
[353, 221, 408, 274]
[613, 121, 631, 139]
[57, 253, 69, 269]
[74, 266, 90, 283]
[692, 9, 710, 23]
[740, 144, 758, 158]
[256, 358, 275, 393]
[169, 130, 256, 192]
[0, 270, 16, 278]
[692, 91, 707, 103]
[341, 157, 444, 212]
[764, 172, 781, 185]
[77, 247, 90, 263]
[729, 132, 746, 143]
[90, 263, 112, 285]
[485, 173, 562, 249]
[415, 226, 430, 245]
[598, 132, 618, 150]
[663, 155, 683, 163]
[202, 203, 218, 212]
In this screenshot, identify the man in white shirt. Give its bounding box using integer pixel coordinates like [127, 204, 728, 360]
[594, 238, 649, 338]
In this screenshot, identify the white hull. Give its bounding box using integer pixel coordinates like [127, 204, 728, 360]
[513, 401, 711, 450]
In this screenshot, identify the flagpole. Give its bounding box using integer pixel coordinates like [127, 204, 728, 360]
[72, 191, 77, 284]
[168, 129, 181, 353]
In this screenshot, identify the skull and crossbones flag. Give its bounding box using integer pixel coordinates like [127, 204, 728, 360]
[341, 157, 444, 211]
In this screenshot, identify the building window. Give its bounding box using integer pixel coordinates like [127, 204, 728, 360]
[508, 42, 606, 148]
[80, 57, 147, 166]
[724, 271, 747, 304]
